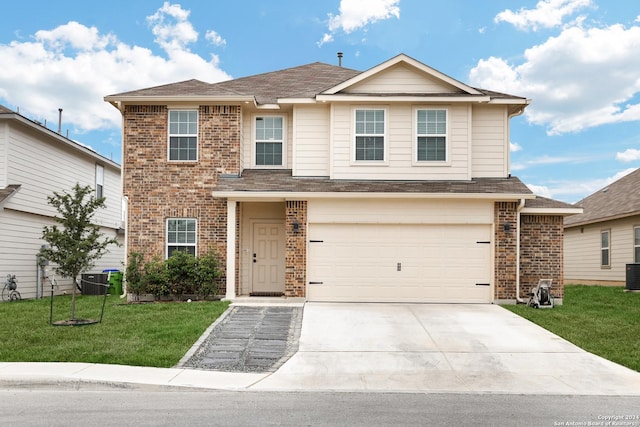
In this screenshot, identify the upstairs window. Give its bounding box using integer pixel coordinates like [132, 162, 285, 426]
[355, 109, 385, 161]
[255, 116, 284, 166]
[601, 230, 610, 268]
[95, 164, 104, 199]
[167, 218, 196, 257]
[169, 110, 198, 161]
[416, 109, 447, 162]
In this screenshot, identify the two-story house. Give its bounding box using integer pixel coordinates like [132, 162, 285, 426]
[0, 105, 124, 299]
[105, 54, 580, 304]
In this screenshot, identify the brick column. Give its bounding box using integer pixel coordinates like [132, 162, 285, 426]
[495, 202, 518, 301]
[520, 215, 564, 300]
[285, 201, 307, 298]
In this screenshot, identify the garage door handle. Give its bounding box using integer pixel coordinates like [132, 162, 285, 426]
[309, 281, 324, 284]
[475, 283, 490, 286]
[476, 241, 491, 244]
[310, 240, 324, 243]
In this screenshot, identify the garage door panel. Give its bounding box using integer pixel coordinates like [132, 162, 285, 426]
[308, 223, 492, 303]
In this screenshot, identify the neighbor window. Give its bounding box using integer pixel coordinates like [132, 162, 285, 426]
[601, 230, 610, 268]
[355, 109, 385, 161]
[416, 109, 447, 162]
[634, 226, 640, 263]
[255, 116, 283, 166]
[95, 164, 104, 199]
[167, 218, 196, 257]
[169, 110, 198, 161]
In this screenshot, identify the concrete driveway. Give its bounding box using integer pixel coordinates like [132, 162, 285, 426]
[253, 303, 640, 395]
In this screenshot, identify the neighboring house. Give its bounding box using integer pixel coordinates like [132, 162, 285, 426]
[0, 105, 124, 299]
[105, 53, 580, 304]
[564, 168, 640, 286]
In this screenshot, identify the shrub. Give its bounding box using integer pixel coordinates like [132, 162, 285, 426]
[126, 250, 221, 299]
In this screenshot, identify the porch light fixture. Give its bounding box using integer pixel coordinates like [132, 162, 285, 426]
[292, 219, 300, 233]
[504, 222, 511, 233]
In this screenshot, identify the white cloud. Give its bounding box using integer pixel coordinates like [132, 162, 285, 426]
[616, 148, 640, 162]
[510, 142, 523, 152]
[469, 23, 640, 135]
[0, 3, 230, 135]
[525, 168, 636, 202]
[495, 0, 593, 31]
[205, 30, 226, 47]
[318, 0, 400, 46]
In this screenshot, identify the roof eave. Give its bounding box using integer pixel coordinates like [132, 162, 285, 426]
[564, 211, 640, 228]
[521, 207, 584, 216]
[315, 94, 492, 103]
[213, 191, 535, 201]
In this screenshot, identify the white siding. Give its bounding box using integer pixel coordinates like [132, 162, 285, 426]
[564, 216, 639, 285]
[5, 123, 121, 228]
[344, 63, 460, 94]
[0, 208, 123, 300]
[293, 105, 330, 177]
[330, 103, 471, 180]
[471, 105, 508, 178]
[308, 198, 494, 224]
[0, 122, 7, 187]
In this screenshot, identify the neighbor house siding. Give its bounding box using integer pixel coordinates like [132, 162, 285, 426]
[293, 105, 330, 177]
[564, 215, 640, 285]
[471, 105, 508, 178]
[4, 123, 121, 227]
[0, 121, 7, 187]
[330, 103, 470, 180]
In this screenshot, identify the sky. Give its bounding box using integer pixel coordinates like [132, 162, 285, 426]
[1, 0, 640, 203]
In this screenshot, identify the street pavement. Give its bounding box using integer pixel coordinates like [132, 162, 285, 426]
[1, 302, 640, 395]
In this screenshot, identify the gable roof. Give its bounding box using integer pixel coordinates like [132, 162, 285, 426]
[105, 54, 528, 112]
[564, 168, 640, 227]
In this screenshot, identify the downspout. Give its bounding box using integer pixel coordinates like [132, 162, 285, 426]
[515, 198, 526, 303]
[121, 195, 128, 298]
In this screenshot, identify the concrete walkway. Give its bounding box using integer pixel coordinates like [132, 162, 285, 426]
[1, 303, 640, 395]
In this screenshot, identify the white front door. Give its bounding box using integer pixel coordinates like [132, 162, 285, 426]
[252, 222, 285, 294]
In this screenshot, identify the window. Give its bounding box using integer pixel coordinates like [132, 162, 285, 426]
[169, 110, 198, 161]
[95, 164, 104, 199]
[635, 226, 640, 263]
[416, 109, 447, 162]
[355, 109, 385, 161]
[167, 219, 196, 257]
[601, 230, 610, 268]
[255, 116, 283, 166]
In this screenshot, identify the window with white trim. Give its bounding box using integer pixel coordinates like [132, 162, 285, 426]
[255, 116, 283, 166]
[169, 110, 198, 161]
[416, 109, 447, 162]
[167, 218, 196, 257]
[95, 164, 104, 199]
[601, 230, 610, 268]
[634, 226, 640, 263]
[355, 109, 385, 161]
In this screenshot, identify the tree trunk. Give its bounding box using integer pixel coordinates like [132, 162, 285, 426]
[71, 276, 77, 320]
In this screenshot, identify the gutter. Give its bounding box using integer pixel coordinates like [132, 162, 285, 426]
[515, 198, 526, 303]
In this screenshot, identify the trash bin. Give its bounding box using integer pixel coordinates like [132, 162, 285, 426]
[103, 269, 123, 296]
[81, 273, 109, 295]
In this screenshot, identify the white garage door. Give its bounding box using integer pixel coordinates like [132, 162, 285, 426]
[307, 223, 492, 303]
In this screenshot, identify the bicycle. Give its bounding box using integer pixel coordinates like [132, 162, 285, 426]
[2, 274, 21, 302]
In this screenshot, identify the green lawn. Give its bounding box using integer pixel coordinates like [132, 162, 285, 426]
[502, 285, 640, 372]
[0, 295, 229, 367]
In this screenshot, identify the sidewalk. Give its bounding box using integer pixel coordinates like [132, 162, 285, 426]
[2, 302, 640, 395]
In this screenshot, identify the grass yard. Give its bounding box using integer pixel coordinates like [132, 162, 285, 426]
[0, 294, 229, 367]
[502, 285, 640, 372]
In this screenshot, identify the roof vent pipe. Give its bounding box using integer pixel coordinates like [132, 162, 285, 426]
[337, 52, 343, 67]
[57, 108, 63, 134]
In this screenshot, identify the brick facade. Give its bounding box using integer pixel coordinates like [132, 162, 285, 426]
[520, 214, 564, 300]
[494, 202, 565, 302]
[494, 202, 518, 300]
[122, 104, 241, 294]
[285, 201, 307, 297]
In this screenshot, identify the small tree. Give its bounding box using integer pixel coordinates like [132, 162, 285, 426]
[39, 184, 120, 321]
